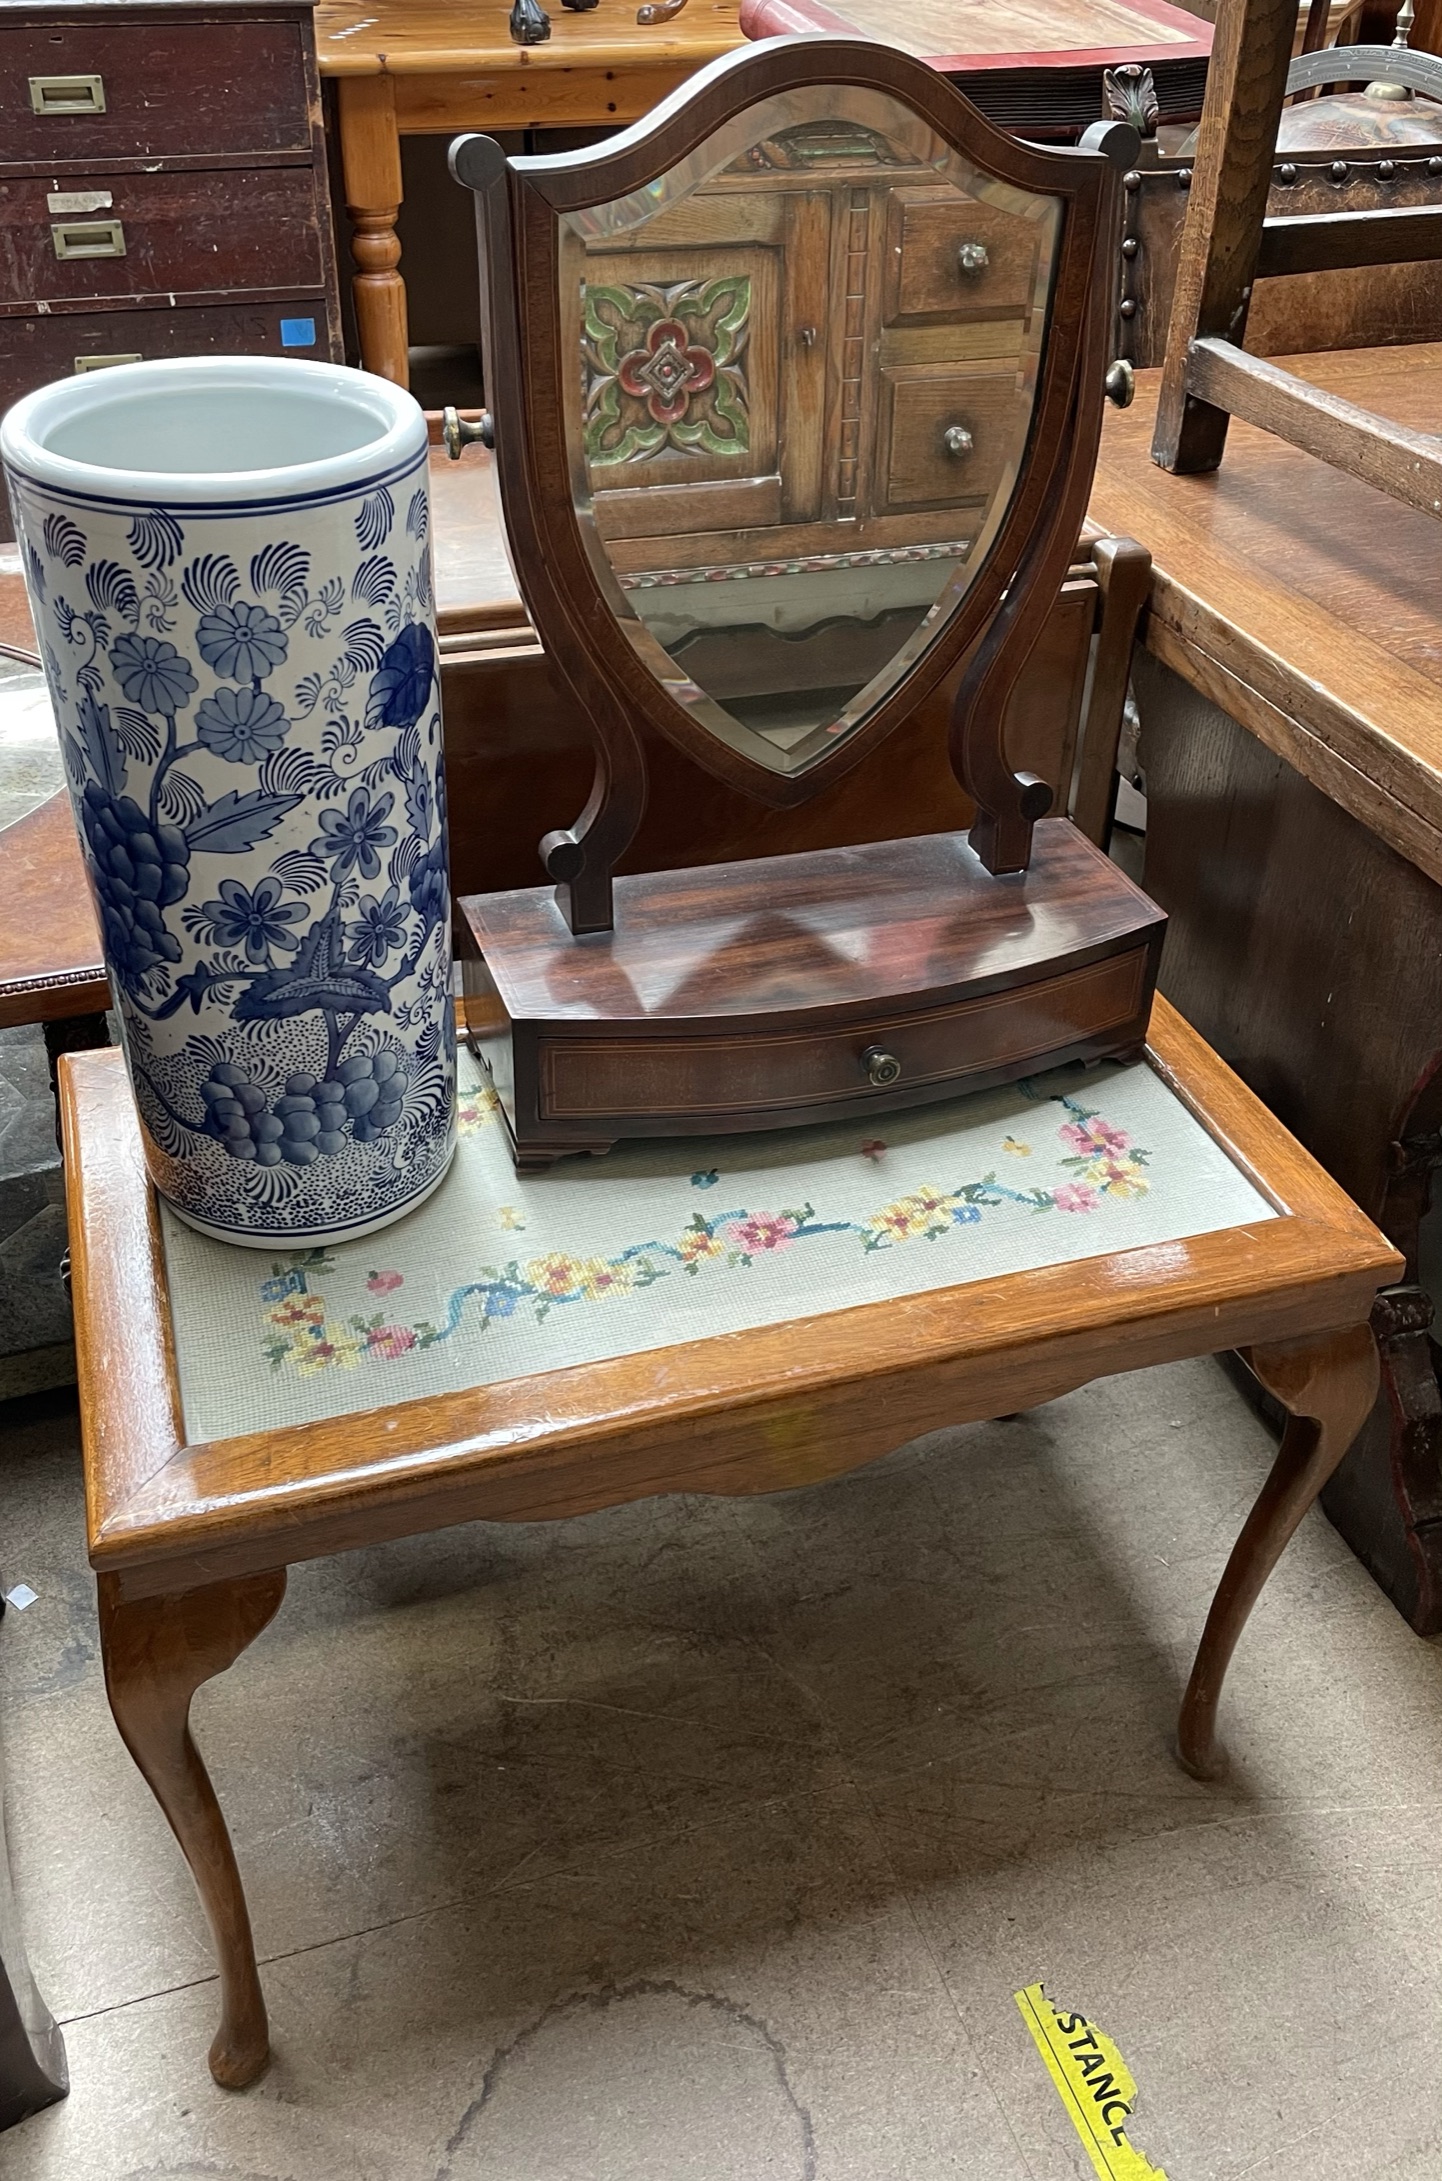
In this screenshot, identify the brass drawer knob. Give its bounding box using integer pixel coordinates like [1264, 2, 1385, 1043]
[862, 1046, 902, 1088]
[942, 423, 974, 459]
[957, 241, 990, 275]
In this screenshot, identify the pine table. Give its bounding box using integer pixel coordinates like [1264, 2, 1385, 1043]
[316, 0, 742, 383]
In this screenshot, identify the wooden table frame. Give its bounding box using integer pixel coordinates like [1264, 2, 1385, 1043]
[61, 996, 1400, 2088]
[321, 2, 743, 385]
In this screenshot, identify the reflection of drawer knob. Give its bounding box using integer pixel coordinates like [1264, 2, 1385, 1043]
[942, 424, 974, 459]
[862, 1046, 902, 1088]
[29, 72, 106, 114]
[957, 241, 990, 275]
[52, 219, 126, 260]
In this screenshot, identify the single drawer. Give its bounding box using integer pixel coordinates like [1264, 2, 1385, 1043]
[0, 18, 309, 163]
[884, 188, 1044, 326]
[2, 298, 330, 389]
[537, 950, 1151, 1122]
[876, 364, 1026, 515]
[0, 298, 333, 542]
[0, 167, 323, 303]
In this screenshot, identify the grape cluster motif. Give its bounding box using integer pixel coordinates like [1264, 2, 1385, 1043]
[200, 1052, 406, 1166]
[78, 781, 191, 987]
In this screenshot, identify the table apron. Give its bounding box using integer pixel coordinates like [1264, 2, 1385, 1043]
[93, 1263, 1386, 1603]
[390, 63, 714, 133]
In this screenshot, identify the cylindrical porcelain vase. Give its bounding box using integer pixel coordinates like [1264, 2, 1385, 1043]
[2, 356, 455, 1247]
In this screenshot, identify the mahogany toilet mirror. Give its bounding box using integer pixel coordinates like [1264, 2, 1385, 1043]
[448, 37, 1165, 1171]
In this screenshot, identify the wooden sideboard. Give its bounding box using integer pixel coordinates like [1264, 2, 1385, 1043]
[0, 0, 343, 538]
[1091, 347, 1442, 1634]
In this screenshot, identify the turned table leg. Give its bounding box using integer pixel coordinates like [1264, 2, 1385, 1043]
[98, 1569, 287, 2088]
[1178, 1323, 1379, 1780]
[337, 73, 409, 387]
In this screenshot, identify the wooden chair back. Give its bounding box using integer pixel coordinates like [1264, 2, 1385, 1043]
[1154, 0, 1442, 510]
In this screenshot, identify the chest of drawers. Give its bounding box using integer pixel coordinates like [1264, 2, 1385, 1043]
[0, 0, 342, 536]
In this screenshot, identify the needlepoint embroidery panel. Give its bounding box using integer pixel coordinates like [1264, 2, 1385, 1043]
[161, 1048, 1277, 1443]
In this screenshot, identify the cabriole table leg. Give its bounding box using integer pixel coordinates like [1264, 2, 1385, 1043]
[1178, 1322, 1379, 1780]
[98, 1569, 287, 2088]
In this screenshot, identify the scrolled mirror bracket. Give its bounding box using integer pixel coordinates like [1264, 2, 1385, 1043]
[1077, 118, 1143, 169]
[449, 132, 509, 191]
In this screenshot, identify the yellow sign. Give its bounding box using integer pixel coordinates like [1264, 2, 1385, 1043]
[1015, 1982, 1170, 2181]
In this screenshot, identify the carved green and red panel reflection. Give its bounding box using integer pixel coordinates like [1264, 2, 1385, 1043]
[583, 276, 751, 467]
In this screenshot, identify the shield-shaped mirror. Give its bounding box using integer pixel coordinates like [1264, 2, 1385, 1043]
[453, 40, 1134, 932]
[561, 88, 1060, 777]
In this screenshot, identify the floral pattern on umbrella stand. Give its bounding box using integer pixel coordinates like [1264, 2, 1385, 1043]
[12, 468, 456, 1244]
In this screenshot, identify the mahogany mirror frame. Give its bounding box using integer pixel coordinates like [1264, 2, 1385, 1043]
[451, 39, 1138, 933]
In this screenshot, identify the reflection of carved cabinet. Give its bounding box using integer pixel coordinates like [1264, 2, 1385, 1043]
[575, 127, 1050, 577]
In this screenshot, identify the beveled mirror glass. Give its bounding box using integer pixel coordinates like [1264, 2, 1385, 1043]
[559, 85, 1061, 776]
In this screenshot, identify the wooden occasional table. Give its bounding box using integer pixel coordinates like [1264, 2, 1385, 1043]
[0, 795, 105, 1036]
[1089, 347, 1442, 1633]
[316, 0, 742, 384]
[63, 996, 1398, 2085]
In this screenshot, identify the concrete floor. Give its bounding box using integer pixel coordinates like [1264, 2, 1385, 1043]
[2, 1358, 1442, 2178]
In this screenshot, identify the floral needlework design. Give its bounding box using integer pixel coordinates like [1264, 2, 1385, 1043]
[582, 277, 750, 467]
[258, 1093, 1152, 1377]
[457, 1084, 502, 1134]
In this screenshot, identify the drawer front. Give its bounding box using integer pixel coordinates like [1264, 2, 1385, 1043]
[2, 298, 330, 409]
[0, 19, 309, 163]
[0, 167, 323, 304]
[885, 189, 1042, 326]
[537, 950, 1151, 1123]
[0, 300, 332, 540]
[877, 366, 1025, 515]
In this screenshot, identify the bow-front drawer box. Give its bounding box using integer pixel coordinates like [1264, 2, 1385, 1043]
[0, 12, 309, 165]
[460, 826, 1167, 1164]
[532, 950, 1156, 1125]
